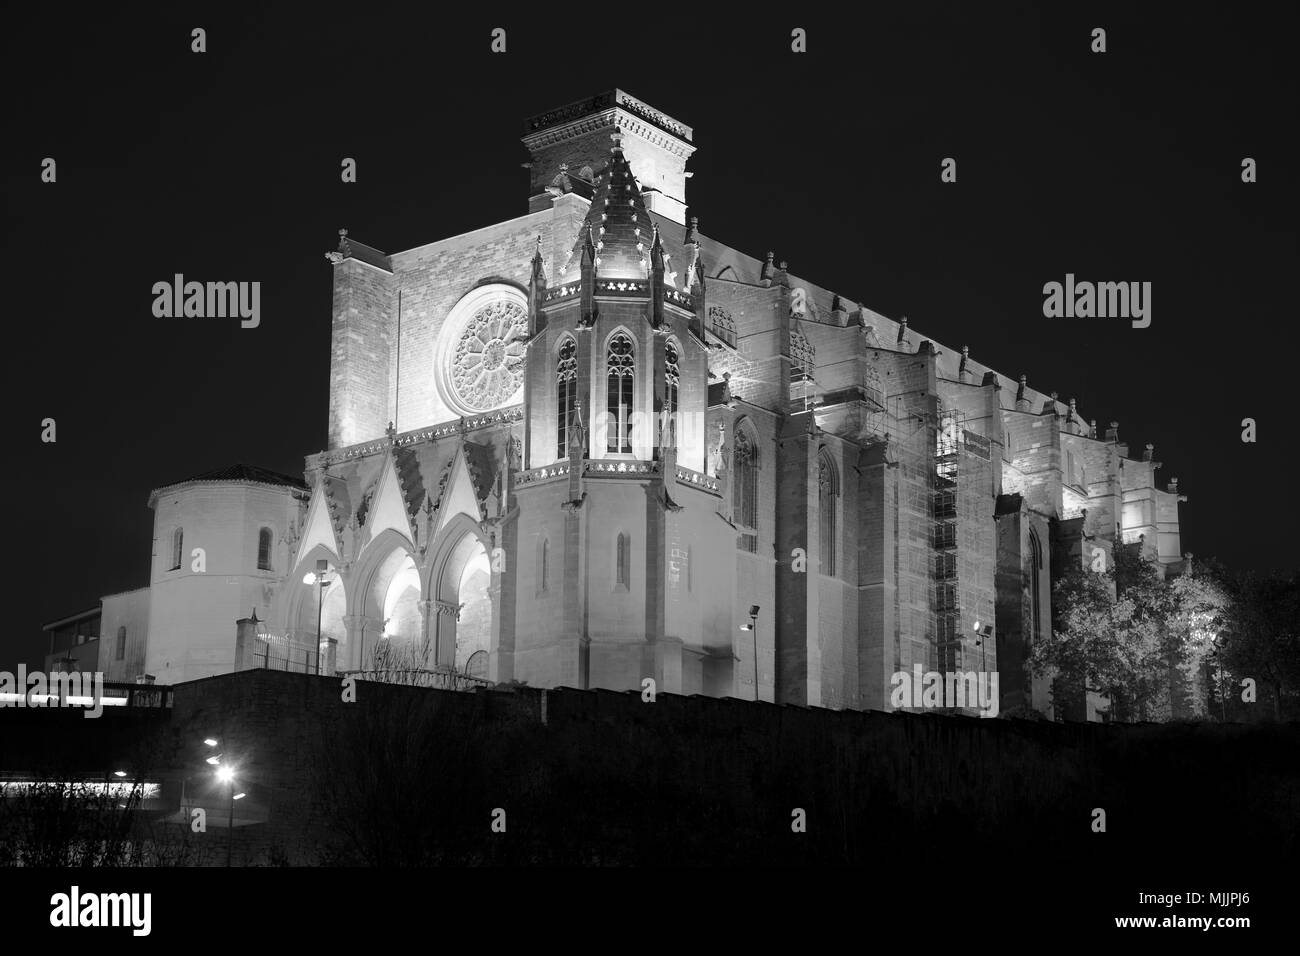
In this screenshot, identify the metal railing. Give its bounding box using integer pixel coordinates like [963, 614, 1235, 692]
[335, 667, 493, 692]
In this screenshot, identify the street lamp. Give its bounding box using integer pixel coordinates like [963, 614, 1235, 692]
[739, 605, 760, 700]
[205, 735, 238, 867]
[302, 559, 332, 675]
[973, 620, 994, 674]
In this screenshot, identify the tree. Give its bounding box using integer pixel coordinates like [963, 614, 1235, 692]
[0, 778, 207, 866]
[1029, 548, 1230, 722]
[1216, 569, 1300, 720]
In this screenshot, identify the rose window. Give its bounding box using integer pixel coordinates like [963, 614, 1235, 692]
[449, 299, 528, 412]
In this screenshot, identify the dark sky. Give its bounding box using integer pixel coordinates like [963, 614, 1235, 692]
[5, 3, 1295, 671]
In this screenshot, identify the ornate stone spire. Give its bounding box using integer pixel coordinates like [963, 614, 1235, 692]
[528, 234, 548, 335]
[684, 215, 700, 247]
[569, 399, 587, 455]
[649, 224, 667, 330]
[564, 132, 653, 283]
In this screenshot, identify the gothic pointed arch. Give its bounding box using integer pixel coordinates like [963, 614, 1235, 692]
[555, 333, 579, 461]
[1029, 527, 1044, 644]
[431, 445, 487, 540]
[818, 449, 839, 576]
[284, 542, 348, 663]
[733, 417, 759, 553]
[613, 528, 631, 590]
[423, 511, 495, 672]
[663, 336, 682, 417]
[790, 324, 815, 382]
[604, 327, 636, 454]
[347, 529, 424, 666]
[365, 452, 417, 548]
[298, 476, 343, 564]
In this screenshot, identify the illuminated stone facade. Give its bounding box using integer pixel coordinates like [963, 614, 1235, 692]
[106, 91, 1189, 715]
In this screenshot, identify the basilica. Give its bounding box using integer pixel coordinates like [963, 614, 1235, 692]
[98, 90, 1188, 718]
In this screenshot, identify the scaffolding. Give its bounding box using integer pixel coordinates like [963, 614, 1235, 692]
[935, 407, 962, 675]
[879, 394, 940, 682]
[870, 384, 995, 711]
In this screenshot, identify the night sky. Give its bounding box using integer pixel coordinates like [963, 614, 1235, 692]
[5, 4, 1295, 671]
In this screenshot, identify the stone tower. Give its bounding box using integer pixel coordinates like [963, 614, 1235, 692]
[523, 90, 696, 225]
[509, 132, 730, 694]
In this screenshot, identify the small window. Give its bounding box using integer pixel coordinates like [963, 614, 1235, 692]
[1029, 530, 1043, 644]
[733, 423, 758, 553]
[539, 538, 549, 592]
[257, 527, 274, 571]
[818, 452, 838, 576]
[170, 527, 184, 571]
[115, 626, 126, 661]
[615, 532, 629, 588]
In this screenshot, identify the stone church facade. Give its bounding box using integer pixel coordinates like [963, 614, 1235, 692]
[104, 90, 1189, 717]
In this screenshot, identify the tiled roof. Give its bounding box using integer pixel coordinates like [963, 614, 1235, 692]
[157, 464, 308, 491]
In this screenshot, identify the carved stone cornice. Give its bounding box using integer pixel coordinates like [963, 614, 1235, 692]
[523, 90, 694, 152]
[309, 406, 524, 469]
[522, 111, 695, 162]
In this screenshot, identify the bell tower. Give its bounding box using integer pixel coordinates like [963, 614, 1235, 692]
[522, 90, 696, 225]
[511, 130, 717, 695]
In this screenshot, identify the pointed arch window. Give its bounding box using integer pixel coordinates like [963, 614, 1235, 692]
[790, 326, 815, 382]
[556, 336, 578, 460]
[663, 340, 680, 449]
[257, 527, 274, 570]
[170, 527, 184, 571]
[615, 532, 630, 588]
[1029, 529, 1043, 644]
[818, 452, 838, 576]
[664, 341, 680, 419]
[606, 332, 635, 454]
[708, 306, 736, 347]
[734, 424, 758, 553]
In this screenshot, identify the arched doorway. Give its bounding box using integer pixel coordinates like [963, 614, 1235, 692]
[428, 523, 494, 674]
[289, 555, 346, 673]
[352, 537, 426, 671]
[379, 551, 423, 647]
